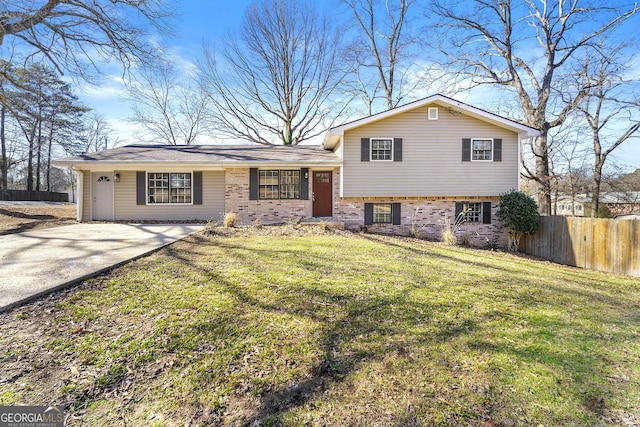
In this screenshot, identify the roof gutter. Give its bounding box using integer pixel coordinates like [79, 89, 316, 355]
[53, 160, 344, 170]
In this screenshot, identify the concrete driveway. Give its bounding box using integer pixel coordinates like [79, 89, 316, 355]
[0, 223, 204, 311]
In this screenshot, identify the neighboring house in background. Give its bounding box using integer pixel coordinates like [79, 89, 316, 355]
[54, 94, 539, 246]
[600, 192, 640, 216]
[553, 195, 590, 217]
[552, 192, 640, 217]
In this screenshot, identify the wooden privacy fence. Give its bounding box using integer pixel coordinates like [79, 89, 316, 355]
[0, 190, 69, 202]
[519, 216, 640, 277]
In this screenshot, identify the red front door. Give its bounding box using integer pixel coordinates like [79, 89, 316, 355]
[312, 171, 332, 217]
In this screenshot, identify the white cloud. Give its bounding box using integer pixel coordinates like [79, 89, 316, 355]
[77, 74, 128, 101]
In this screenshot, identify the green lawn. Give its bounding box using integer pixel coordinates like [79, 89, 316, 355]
[1, 228, 639, 426]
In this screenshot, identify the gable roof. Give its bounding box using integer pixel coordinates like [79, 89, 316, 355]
[54, 144, 341, 170]
[323, 93, 540, 149]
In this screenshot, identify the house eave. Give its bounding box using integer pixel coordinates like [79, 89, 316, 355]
[323, 132, 342, 150]
[53, 160, 344, 171]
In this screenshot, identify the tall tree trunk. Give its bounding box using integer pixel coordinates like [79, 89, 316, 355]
[26, 130, 34, 191]
[534, 132, 552, 216]
[0, 104, 7, 190]
[592, 138, 603, 217]
[35, 117, 43, 191]
[46, 123, 53, 191]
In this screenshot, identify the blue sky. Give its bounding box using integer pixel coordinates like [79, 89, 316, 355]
[75, 0, 255, 145]
[74, 0, 640, 172]
[176, 1, 253, 51]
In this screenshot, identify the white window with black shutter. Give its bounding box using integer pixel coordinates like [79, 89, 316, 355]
[462, 138, 502, 162]
[455, 202, 492, 224]
[364, 202, 401, 225]
[249, 168, 309, 200]
[361, 138, 403, 162]
[136, 171, 203, 205]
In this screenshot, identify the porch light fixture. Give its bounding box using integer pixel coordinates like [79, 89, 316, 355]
[114, 173, 120, 182]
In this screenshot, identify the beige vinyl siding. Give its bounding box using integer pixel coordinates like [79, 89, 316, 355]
[342, 104, 519, 197]
[113, 170, 225, 221]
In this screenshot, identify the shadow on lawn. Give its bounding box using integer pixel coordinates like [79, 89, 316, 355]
[190, 281, 466, 425]
[163, 239, 471, 424]
[162, 234, 638, 425]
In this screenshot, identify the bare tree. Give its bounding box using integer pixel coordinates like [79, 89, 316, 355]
[127, 58, 208, 145]
[74, 114, 119, 154]
[199, 0, 345, 145]
[430, 0, 638, 215]
[341, 0, 420, 114]
[5, 63, 87, 191]
[0, 0, 172, 84]
[0, 103, 9, 190]
[575, 40, 640, 216]
[0, 75, 8, 190]
[546, 120, 591, 215]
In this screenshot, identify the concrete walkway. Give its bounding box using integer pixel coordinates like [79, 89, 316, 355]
[0, 223, 204, 311]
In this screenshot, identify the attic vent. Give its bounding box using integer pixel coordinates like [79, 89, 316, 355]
[428, 107, 439, 120]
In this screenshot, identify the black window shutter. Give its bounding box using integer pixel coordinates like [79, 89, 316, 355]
[455, 202, 463, 221]
[193, 171, 203, 205]
[300, 168, 309, 200]
[493, 139, 502, 162]
[136, 171, 146, 205]
[392, 203, 401, 225]
[483, 202, 492, 224]
[249, 168, 258, 200]
[462, 138, 471, 161]
[361, 138, 370, 162]
[393, 138, 403, 162]
[364, 203, 373, 225]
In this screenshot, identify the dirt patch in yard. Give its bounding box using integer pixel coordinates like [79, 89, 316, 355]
[0, 203, 76, 235]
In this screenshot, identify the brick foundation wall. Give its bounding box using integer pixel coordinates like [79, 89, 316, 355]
[334, 196, 507, 248]
[225, 167, 506, 247]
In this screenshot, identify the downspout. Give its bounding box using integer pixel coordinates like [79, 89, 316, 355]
[339, 137, 344, 198]
[517, 133, 523, 192]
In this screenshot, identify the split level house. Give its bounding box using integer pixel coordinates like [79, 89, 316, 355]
[54, 94, 540, 246]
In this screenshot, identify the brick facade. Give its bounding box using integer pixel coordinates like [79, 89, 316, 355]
[334, 195, 506, 247]
[225, 168, 313, 222]
[607, 203, 640, 216]
[225, 167, 507, 247]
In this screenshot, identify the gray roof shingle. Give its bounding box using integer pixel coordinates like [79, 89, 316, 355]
[55, 144, 341, 166]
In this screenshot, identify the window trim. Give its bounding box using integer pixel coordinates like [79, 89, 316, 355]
[370, 137, 394, 162]
[279, 170, 301, 199]
[461, 202, 483, 223]
[146, 172, 193, 205]
[428, 107, 439, 120]
[372, 203, 393, 224]
[455, 201, 492, 225]
[364, 202, 401, 225]
[471, 138, 494, 162]
[258, 169, 302, 200]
